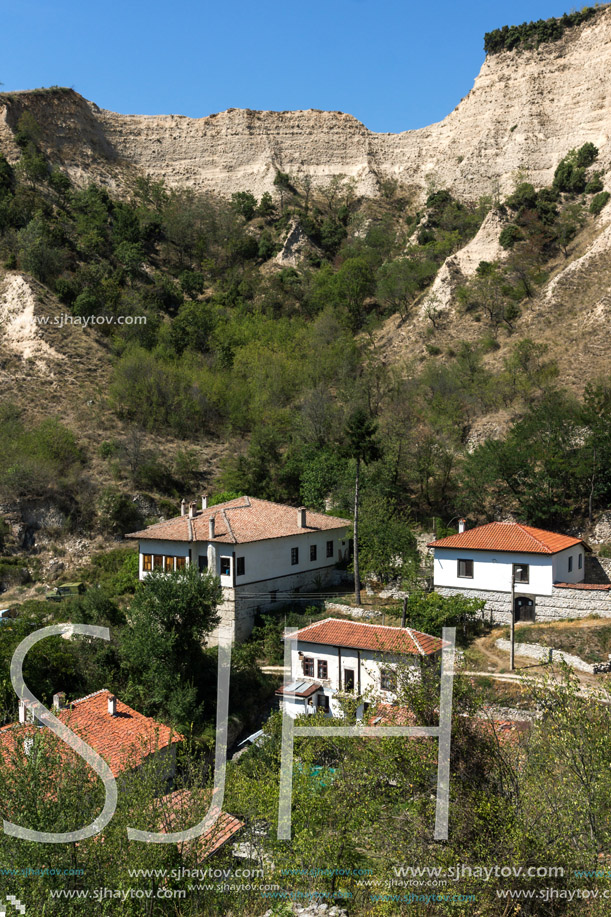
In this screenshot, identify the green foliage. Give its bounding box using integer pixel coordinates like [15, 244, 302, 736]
[499, 223, 523, 249]
[402, 590, 484, 637]
[96, 487, 143, 536]
[590, 191, 610, 215]
[0, 407, 82, 499]
[231, 190, 257, 221]
[119, 564, 221, 725]
[585, 172, 604, 194]
[553, 144, 599, 193]
[484, 7, 599, 55]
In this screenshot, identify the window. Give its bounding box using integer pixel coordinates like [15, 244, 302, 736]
[317, 659, 328, 679]
[198, 555, 207, 572]
[236, 556, 245, 576]
[175, 556, 186, 570]
[142, 554, 152, 572]
[303, 657, 314, 677]
[381, 668, 397, 692]
[513, 563, 529, 584]
[317, 694, 330, 712]
[326, 540, 334, 558]
[310, 544, 317, 562]
[457, 559, 473, 578]
[153, 555, 163, 569]
[578, 553, 583, 570]
[220, 556, 231, 577]
[291, 547, 299, 566]
[164, 556, 174, 572]
[343, 669, 355, 691]
[568, 555, 573, 573]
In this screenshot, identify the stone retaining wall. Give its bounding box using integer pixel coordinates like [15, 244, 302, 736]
[495, 638, 595, 673]
[437, 585, 611, 624]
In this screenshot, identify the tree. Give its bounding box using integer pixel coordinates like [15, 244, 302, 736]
[342, 409, 381, 604]
[120, 564, 221, 726]
[231, 191, 257, 221]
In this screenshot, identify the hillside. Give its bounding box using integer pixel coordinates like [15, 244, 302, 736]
[0, 7, 610, 597]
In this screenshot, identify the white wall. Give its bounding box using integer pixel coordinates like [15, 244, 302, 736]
[552, 546, 585, 584]
[290, 639, 420, 704]
[433, 548, 554, 595]
[138, 528, 348, 589]
[138, 539, 190, 578]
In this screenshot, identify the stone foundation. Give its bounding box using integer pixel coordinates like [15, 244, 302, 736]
[436, 585, 611, 624]
[208, 567, 348, 645]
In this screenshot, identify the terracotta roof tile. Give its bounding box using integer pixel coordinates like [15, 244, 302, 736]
[0, 690, 182, 778]
[554, 582, 611, 591]
[157, 790, 243, 859]
[289, 618, 443, 656]
[428, 522, 587, 555]
[127, 496, 349, 545]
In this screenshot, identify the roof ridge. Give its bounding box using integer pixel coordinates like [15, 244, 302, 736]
[294, 617, 431, 636]
[405, 627, 425, 656]
[70, 688, 110, 706]
[516, 523, 551, 553]
[221, 508, 237, 544]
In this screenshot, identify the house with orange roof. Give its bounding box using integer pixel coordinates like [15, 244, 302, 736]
[428, 520, 610, 623]
[128, 496, 351, 643]
[276, 617, 444, 719]
[0, 690, 243, 858]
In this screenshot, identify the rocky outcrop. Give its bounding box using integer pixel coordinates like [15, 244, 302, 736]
[2, 8, 611, 200]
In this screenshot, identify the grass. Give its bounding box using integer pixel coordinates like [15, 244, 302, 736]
[513, 617, 611, 664]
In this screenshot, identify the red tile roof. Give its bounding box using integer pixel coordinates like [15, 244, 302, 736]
[127, 496, 349, 545]
[428, 522, 587, 555]
[289, 618, 444, 656]
[0, 690, 182, 778]
[156, 790, 243, 859]
[554, 582, 611, 591]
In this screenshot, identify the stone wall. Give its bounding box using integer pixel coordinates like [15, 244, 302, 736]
[209, 567, 348, 645]
[436, 585, 611, 624]
[495, 638, 595, 673]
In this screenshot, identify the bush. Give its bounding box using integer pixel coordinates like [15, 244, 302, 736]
[590, 192, 610, 216]
[499, 224, 523, 249]
[97, 488, 143, 536]
[585, 173, 604, 194]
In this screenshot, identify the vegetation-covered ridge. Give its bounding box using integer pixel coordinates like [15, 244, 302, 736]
[484, 5, 604, 55]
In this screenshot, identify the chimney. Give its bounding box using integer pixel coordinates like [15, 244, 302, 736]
[53, 692, 66, 711]
[297, 507, 307, 528]
[18, 698, 27, 724]
[209, 516, 215, 539]
[180, 499, 186, 516]
[201, 494, 208, 510]
[108, 695, 117, 717]
[458, 518, 466, 534]
[189, 502, 197, 519]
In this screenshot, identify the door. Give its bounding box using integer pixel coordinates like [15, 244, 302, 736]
[514, 596, 535, 623]
[343, 669, 355, 691]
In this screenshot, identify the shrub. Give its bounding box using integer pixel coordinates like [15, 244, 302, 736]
[499, 224, 523, 249]
[97, 488, 143, 536]
[590, 192, 610, 216]
[585, 173, 604, 194]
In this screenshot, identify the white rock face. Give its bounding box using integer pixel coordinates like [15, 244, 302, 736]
[0, 274, 65, 373]
[3, 9, 611, 200]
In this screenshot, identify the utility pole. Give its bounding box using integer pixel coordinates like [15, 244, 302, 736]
[401, 597, 407, 628]
[510, 567, 515, 671]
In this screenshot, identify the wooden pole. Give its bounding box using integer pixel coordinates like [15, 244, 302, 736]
[401, 597, 407, 628]
[510, 568, 515, 671]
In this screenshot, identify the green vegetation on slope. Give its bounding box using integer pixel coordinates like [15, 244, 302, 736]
[484, 6, 601, 55]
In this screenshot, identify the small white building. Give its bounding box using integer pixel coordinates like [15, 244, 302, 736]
[276, 617, 443, 719]
[127, 496, 350, 643]
[429, 521, 611, 623]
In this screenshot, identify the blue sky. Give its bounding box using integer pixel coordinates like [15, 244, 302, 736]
[1, 1, 585, 132]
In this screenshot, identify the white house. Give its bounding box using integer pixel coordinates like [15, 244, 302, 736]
[127, 496, 350, 643]
[276, 617, 444, 719]
[429, 521, 611, 623]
